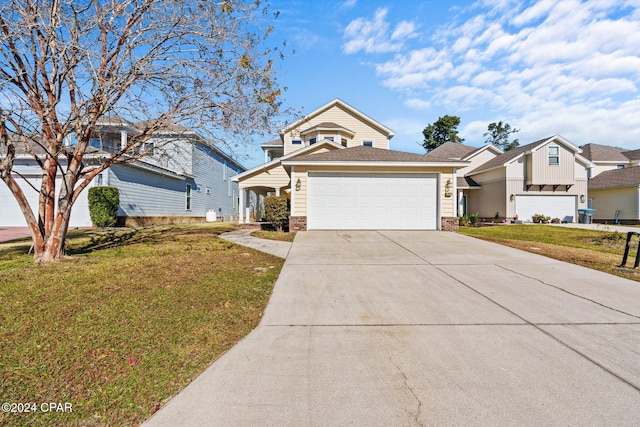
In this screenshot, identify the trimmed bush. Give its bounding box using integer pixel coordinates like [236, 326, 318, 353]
[88, 186, 120, 228]
[264, 195, 289, 232]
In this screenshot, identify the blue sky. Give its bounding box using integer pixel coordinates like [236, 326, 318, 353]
[242, 0, 640, 168]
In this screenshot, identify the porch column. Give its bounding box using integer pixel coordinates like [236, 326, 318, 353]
[120, 130, 127, 149]
[238, 188, 245, 224]
[275, 187, 281, 196]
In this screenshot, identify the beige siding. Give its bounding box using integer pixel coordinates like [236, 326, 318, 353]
[527, 143, 575, 185]
[458, 149, 499, 175]
[291, 168, 307, 216]
[468, 179, 506, 218]
[240, 164, 290, 189]
[283, 104, 390, 155]
[590, 187, 639, 220]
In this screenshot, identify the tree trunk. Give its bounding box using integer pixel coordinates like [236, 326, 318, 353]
[32, 210, 72, 263]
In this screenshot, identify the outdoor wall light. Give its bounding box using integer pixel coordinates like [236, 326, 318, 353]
[510, 194, 515, 201]
[295, 178, 302, 191]
[444, 179, 452, 197]
[580, 194, 585, 203]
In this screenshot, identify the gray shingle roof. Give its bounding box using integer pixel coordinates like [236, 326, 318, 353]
[580, 143, 629, 162]
[260, 138, 283, 148]
[423, 142, 478, 161]
[588, 166, 640, 189]
[457, 176, 481, 189]
[287, 145, 458, 163]
[622, 148, 640, 161]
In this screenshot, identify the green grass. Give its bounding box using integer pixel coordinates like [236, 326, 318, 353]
[459, 224, 640, 281]
[250, 230, 297, 242]
[0, 224, 283, 426]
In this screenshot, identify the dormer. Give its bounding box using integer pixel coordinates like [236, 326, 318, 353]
[279, 99, 395, 155]
[299, 122, 356, 148]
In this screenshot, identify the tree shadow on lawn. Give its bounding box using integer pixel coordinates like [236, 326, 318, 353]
[0, 224, 238, 259]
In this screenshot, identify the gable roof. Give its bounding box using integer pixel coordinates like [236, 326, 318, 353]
[470, 135, 585, 175]
[280, 98, 395, 139]
[232, 139, 344, 181]
[423, 142, 478, 161]
[424, 142, 502, 162]
[580, 143, 629, 162]
[283, 145, 467, 166]
[588, 166, 640, 190]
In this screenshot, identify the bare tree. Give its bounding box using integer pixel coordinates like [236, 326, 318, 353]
[0, 0, 285, 263]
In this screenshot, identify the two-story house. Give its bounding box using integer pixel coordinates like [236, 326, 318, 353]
[232, 99, 467, 231]
[0, 117, 244, 227]
[581, 143, 640, 222]
[426, 135, 594, 222]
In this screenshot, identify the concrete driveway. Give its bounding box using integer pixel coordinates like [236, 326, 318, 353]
[144, 230, 640, 426]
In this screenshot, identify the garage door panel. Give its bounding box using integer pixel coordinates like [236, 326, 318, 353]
[515, 196, 576, 222]
[308, 173, 437, 230]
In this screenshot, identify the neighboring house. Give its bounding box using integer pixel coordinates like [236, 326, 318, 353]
[587, 167, 640, 222]
[423, 142, 503, 217]
[427, 135, 594, 222]
[232, 98, 466, 231]
[581, 143, 639, 178]
[581, 143, 640, 222]
[0, 117, 244, 227]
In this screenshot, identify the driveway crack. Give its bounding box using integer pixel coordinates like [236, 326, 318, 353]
[389, 357, 425, 426]
[497, 264, 640, 320]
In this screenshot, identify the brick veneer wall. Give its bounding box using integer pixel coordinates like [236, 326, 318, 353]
[289, 216, 307, 232]
[441, 216, 459, 232]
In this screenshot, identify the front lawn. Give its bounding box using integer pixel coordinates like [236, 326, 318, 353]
[459, 224, 640, 282]
[0, 224, 283, 427]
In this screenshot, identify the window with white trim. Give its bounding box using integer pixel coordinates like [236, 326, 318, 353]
[186, 184, 192, 210]
[548, 146, 559, 166]
[363, 140, 373, 147]
[292, 139, 302, 145]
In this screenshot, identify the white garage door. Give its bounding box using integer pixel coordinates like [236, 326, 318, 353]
[515, 195, 577, 222]
[307, 172, 438, 230]
[0, 177, 93, 227]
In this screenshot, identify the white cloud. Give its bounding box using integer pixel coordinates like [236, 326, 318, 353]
[341, 0, 357, 8]
[405, 98, 432, 110]
[342, 8, 418, 54]
[353, 0, 640, 146]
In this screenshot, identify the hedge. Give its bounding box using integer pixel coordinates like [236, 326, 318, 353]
[264, 195, 289, 232]
[88, 186, 120, 228]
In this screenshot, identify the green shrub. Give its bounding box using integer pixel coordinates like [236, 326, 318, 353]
[459, 215, 471, 227]
[469, 212, 479, 225]
[88, 186, 120, 228]
[264, 195, 289, 232]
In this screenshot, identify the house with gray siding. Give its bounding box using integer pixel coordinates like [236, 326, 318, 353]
[0, 117, 244, 227]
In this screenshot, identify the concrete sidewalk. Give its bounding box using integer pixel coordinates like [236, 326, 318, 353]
[218, 229, 292, 259]
[144, 230, 640, 426]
